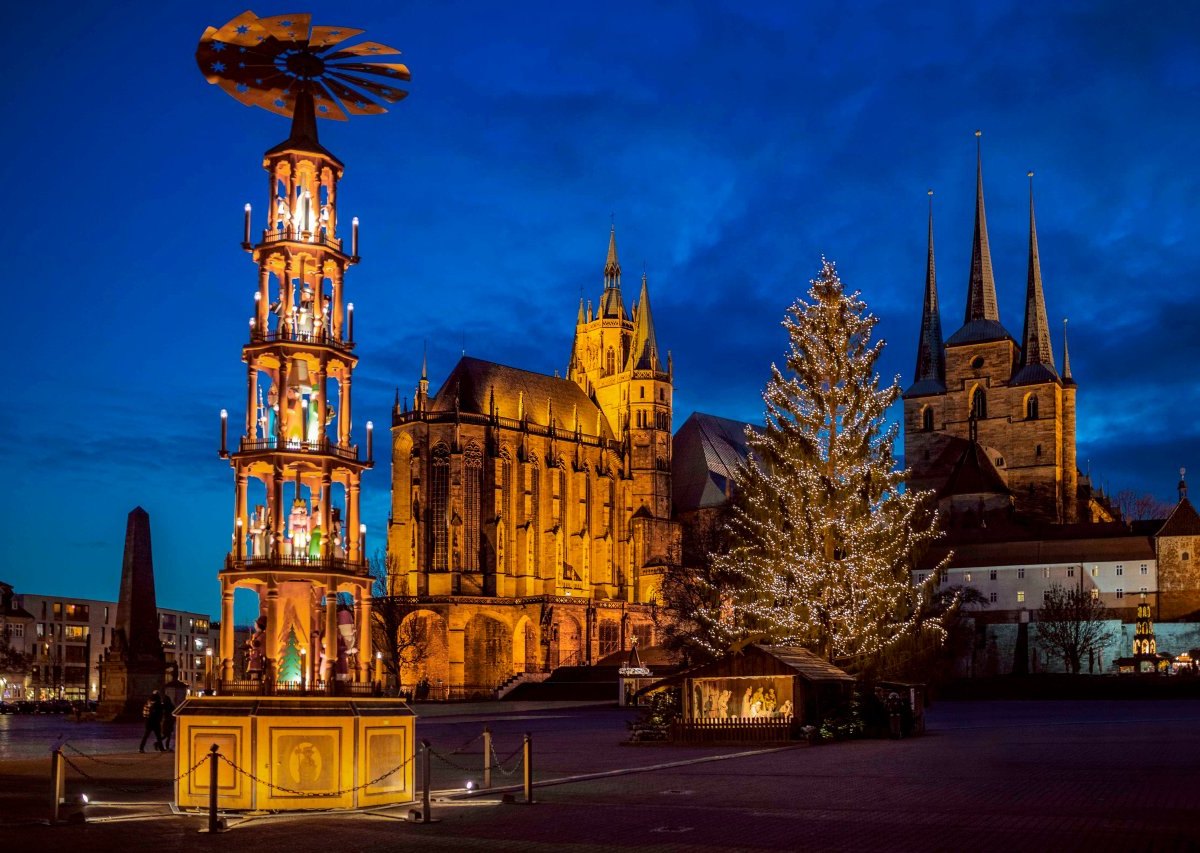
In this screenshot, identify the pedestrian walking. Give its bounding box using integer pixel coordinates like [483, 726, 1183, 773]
[139, 690, 165, 752]
[160, 693, 177, 751]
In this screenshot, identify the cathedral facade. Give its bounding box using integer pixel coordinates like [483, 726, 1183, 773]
[385, 229, 680, 696]
[903, 143, 1082, 525]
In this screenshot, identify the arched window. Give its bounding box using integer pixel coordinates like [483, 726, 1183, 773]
[528, 457, 540, 570]
[1026, 394, 1039, 420]
[463, 444, 483, 570]
[498, 450, 512, 574]
[430, 444, 450, 570]
[605, 348, 615, 376]
[970, 387, 987, 420]
[921, 407, 934, 432]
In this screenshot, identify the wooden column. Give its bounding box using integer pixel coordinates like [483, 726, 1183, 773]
[220, 584, 235, 682]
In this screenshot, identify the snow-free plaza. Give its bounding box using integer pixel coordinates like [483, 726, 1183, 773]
[1, 699, 1197, 850]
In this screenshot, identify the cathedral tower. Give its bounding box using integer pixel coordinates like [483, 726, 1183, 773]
[904, 135, 1077, 523]
[218, 89, 375, 688]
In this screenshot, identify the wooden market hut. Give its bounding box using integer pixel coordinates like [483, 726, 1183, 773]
[648, 644, 856, 742]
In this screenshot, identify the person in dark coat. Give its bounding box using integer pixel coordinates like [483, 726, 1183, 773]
[139, 690, 165, 752]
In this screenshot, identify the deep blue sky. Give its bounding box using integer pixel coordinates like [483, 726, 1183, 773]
[3, 2, 1197, 621]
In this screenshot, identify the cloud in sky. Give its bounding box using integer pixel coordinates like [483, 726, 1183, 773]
[2, 0, 1196, 619]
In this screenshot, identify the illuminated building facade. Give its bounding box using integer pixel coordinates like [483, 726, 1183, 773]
[216, 92, 376, 691]
[386, 229, 680, 697]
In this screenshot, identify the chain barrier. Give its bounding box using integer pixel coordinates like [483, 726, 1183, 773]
[445, 731, 484, 755]
[428, 747, 477, 773]
[217, 746, 417, 799]
[62, 742, 166, 767]
[59, 751, 209, 795]
[489, 741, 525, 777]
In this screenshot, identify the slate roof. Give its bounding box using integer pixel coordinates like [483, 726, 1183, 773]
[946, 318, 1015, 346]
[672, 412, 753, 513]
[1158, 498, 1200, 537]
[921, 528, 1156, 571]
[938, 441, 1010, 499]
[430, 356, 614, 440]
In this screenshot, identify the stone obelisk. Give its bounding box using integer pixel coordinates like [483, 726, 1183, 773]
[98, 507, 166, 721]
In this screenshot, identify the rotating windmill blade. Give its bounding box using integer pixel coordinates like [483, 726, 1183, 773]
[196, 10, 410, 121]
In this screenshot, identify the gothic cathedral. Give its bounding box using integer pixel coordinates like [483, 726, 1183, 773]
[386, 228, 680, 697]
[903, 137, 1083, 525]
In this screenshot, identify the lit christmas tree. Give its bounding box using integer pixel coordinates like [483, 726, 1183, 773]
[712, 259, 946, 670]
[278, 628, 303, 684]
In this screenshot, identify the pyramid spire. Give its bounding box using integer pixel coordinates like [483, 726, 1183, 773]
[907, 190, 945, 396]
[966, 131, 999, 323]
[626, 271, 663, 372]
[599, 224, 626, 319]
[1012, 172, 1059, 385]
[947, 131, 1012, 346]
[1061, 318, 1074, 385]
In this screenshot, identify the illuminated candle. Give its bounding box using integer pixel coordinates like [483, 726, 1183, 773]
[244, 203, 252, 244]
[236, 517, 244, 560]
[360, 523, 367, 556]
[374, 650, 383, 686]
[366, 421, 374, 461]
[220, 409, 228, 455]
[347, 302, 355, 342]
[351, 216, 359, 256]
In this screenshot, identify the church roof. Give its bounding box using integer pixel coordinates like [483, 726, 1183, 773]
[938, 440, 1010, 500]
[429, 356, 614, 440]
[921, 527, 1156, 571]
[1157, 497, 1200, 537]
[599, 226, 626, 319]
[672, 412, 753, 513]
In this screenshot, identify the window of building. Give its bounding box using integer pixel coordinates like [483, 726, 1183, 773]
[1183, 552, 1191, 561]
[104, 606, 109, 621]
[1017, 568, 1025, 579]
[63, 625, 87, 641]
[1026, 394, 1038, 420]
[605, 348, 615, 376]
[1091, 589, 1100, 601]
[1067, 567, 1075, 577]
[1141, 586, 1147, 594]
[922, 407, 933, 432]
[1140, 564, 1148, 575]
[970, 387, 987, 420]
[917, 573, 926, 583]
[971, 356, 985, 369]
[1116, 565, 1123, 576]
[53, 602, 62, 618]
[1116, 588, 1124, 599]
[1042, 567, 1050, 579]
[430, 444, 451, 570]
[989, 570, 997, 581]
[529, 460, 541, 567]
[194, 619, 209, 633]
[463, 444, 484, 571]
[36, 623, 45, 638]
[1017, 590, 1025, 603]
[639, 386, 645, 399]
[9, 624, 23, 638]
[161, 613, 177, 632]
[989, 591, 998, 603]
[1091, 567, 1099, 577]
[64, 604, 89, 622]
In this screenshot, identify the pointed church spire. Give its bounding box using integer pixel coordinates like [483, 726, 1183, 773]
[599, 224, 626, 319]
[1013, 172, 1059, 385]
[1062, 318, 1074, 384]
[966, 131, 999, 323]
[948, 131, 1012, 346]
[604, 224, 621, 285]
[626, 270, 663, 373]
[577, 297, 585, 325]
[907, 190, 946, 396]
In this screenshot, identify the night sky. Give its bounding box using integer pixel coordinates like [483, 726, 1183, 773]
[4, 2, 1197, 622]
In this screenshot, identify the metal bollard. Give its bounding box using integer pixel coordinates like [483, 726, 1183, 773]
[522, 732, 534, 805]
[421, 739, 432, 823]
[207, 743, 223, 833]
[482, 726, 492, 790]
[51, 748, 65, 823]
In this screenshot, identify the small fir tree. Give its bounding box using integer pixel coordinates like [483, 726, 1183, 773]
[710, 259, 945, 673]
[278, 628, 303, 683]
